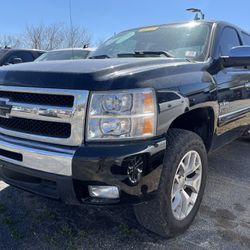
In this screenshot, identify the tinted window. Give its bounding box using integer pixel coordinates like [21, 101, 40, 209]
[93, 23, 212, 61]
[242, 32, 250, 45]
[35, 50, 89, 61]
[219, 27, 241, 56]
[36, 52, 45, 58]
[6, 51, 34, 63]
[0, 50, 7, 59]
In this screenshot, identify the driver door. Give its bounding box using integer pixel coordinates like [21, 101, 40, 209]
[215, 27, 250, 139]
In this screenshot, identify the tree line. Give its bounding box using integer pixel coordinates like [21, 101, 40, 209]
[0, 23, 92, 50]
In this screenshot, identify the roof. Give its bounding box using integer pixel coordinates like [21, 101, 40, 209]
[46, 48, 96, 52]
[204, 20, 250, 34]
[0, 48, 46, 53]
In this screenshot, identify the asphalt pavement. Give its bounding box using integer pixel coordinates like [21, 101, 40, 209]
[0, 139, 249, 250]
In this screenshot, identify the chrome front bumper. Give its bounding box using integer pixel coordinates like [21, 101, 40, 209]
[0, 134, 75, 176]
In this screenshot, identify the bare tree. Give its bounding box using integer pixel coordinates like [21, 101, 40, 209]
[1, 23, 92, 50]
[24, 24, 45, 49]
[23, 23, 91, 50]
[43, 23, 64, 50]
[64, 25, 91, 48]
[0, 35, 22, 48]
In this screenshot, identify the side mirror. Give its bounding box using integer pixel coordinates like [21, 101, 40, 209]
[11, 58, 23, 64]
[221, 46, 250, 67]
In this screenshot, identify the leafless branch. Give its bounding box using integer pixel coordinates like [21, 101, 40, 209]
[23, 23, 92, 50]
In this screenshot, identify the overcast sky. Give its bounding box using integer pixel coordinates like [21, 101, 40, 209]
[1, 0, 249, 44]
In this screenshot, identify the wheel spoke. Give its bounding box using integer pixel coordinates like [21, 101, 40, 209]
[187, 164, 200, 177]
[185, 174, 201, 193]
[179, 162, 186, 173]
[189, 153, 197, 170]
[180, 190, 191, 217]
[183, 152, 192, 171]
[185, 153, 197, 175]
[172, 184, 179, 199]
[172, 191, 182, 211]
[172, 176, 181, 198]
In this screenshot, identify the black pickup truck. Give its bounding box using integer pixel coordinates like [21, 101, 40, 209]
[0, 20, 249, 237]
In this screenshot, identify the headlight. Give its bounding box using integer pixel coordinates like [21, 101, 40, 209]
[87, 88, 157, 141]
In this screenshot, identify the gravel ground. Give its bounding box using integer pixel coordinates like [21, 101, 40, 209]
[0, 139, 249, 250]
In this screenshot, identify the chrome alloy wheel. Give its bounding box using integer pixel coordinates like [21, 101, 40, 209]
[171, 150, 202, 220]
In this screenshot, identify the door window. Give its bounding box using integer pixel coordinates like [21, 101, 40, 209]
[6, 51, 34, 64]
[219, 27, 241, 56]
[242, 32, 250, 45]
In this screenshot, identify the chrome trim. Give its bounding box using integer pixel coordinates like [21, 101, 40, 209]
[0, 134, 74, 176]
[230, 84, 245, 90]
[0, 86, 89, 146]
[0, 98, 12, 118]
[10, 103, 74, 122]
[219, 107, 250, 126]
[138, 139, 166, 156]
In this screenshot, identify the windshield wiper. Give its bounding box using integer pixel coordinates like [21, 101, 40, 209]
[117, 51, 174, 58]
[89, 54, 110, 59]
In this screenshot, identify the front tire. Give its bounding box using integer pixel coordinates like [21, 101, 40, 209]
[134, 129, 208, 237]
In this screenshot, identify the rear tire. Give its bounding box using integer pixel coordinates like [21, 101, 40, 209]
[134, 129, 208, 237]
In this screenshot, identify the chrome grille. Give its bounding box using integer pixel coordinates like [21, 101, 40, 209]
[0, 86, 89, 146]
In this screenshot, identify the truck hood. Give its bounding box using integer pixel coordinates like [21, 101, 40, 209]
[0, 58, 203, 91]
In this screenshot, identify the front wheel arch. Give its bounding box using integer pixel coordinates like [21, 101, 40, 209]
[168, 107, 216, 152]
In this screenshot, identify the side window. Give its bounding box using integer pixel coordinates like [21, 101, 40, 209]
[242, 32, 250, 45]
[36, 52, 45, 58]
[219, 27, 241, 56]
[4, 53, 18, 64]
[6, 51, 34, 63]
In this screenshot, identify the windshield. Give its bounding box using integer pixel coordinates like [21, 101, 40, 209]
[35, 49, 90, 61]
[92, 22, 212, 61]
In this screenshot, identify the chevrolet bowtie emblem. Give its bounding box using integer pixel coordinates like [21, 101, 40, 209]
[0, 98, 12, 118]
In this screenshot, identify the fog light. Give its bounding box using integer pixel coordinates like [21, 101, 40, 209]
[125, 155, 144, 185]
[88, 186, 119, 199]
